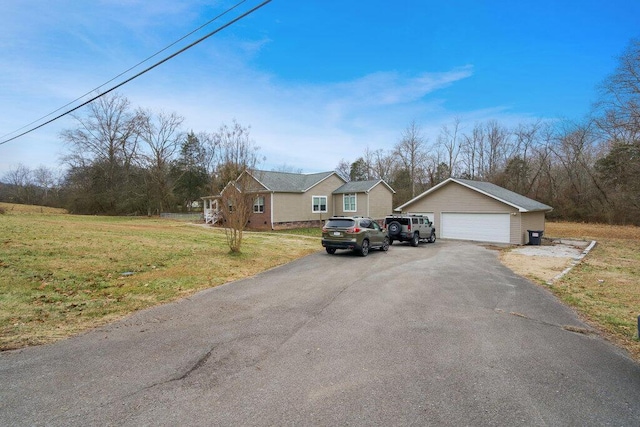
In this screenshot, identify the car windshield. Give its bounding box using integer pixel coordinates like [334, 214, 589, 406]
[325, 219, 355, 228]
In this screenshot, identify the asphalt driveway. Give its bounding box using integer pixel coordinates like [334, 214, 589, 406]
[2, 240, 639, 426]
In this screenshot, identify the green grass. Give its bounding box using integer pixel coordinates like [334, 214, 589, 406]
[271, 227, 322, 238]
[0, 208, 319, 349]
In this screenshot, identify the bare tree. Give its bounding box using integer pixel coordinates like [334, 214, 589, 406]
[483, 120, 511, 180]
[60, 92, 142, 214]
[361, 146, 377, 180]
[394, 121, 428, 198]
[32, 165, 58, 205]
[437, 117, 462, 178]
[335, 159, 351, 181]
[548, 120, 608, 221]
[496, 122, 543, 194]
[273, 164, 303, 174]
[138, 109, 185, 215]
[2, 164, 35, 204]
[594, 38, 640, 142]
[370, 148, 396, 182]
[196, 131, 220, 178]
[213, 121, 261, 192]
[62, 93, 140, 171]
[214, 121, 261, 253]
[460, 123, 485, 179]
[593, 38, 640, 223]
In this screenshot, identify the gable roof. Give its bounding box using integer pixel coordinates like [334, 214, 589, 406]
[396, 177, 553, 212]
[246, 170, 342, 193]
[333, 179, 396, 194]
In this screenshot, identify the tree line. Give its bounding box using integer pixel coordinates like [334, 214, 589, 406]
[1, 93, 259, 216]
[1, 39, 638, 225]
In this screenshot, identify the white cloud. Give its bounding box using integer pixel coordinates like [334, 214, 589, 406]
[331, 66, 474, 108]
[2, 61, 515, 177]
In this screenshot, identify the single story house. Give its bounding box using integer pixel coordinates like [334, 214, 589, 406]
[203, 170, 395, 230]
[395, 178, 553, 245]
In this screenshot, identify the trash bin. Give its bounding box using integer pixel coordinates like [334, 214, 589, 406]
[527, 230, 543, 245]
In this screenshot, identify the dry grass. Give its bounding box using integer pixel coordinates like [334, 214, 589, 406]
[0, 208, 319, 350]
[546, 221, 640, 240]
[499, 251, 573, 283]
[3, 206, 637, 362]
[540, 221, 640, 361]
[0, 202, 67, 215]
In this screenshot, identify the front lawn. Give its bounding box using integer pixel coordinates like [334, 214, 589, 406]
[0, 205, 319, 350]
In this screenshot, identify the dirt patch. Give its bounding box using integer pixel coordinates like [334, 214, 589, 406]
[498, 239, 590, 284]
[500, 252, 574, 283]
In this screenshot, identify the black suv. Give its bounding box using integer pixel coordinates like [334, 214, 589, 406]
[322, 216, 390, 256]
[384, 214, 436, 246]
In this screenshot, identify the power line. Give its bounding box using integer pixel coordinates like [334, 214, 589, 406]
[0, 0, 271, 146]
[1, 0, 249, 141]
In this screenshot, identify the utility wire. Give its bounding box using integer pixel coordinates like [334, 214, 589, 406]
[1, 0, 248, 141]
[0, 0, 271, 146]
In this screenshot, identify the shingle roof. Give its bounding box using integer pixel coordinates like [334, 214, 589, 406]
[454, 178, 553, 212]
[333, 179, 395, 194]
[396, 177, 553, 212]
[248, 170, 339, 192]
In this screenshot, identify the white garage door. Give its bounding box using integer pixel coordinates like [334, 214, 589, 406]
[441, 213, 510, 243]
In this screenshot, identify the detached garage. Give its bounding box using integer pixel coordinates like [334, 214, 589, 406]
[395, 178, 553, 245]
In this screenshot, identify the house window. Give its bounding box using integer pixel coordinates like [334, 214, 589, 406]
[312, 196, 327, 213]
[343, 194, 356, 212]
[253, 196, 265, 213]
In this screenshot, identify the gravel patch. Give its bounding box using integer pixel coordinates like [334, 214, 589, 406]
[501, 239, 597, 284]
[511, 243, 584, 258]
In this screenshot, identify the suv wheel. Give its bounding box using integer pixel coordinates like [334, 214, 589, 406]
[411, 233, 419, 247]
[387, 221, 401, 235]
[428, 232, 436, 243]
[380, 237, 390, 252]
[326, 247, 336, 254]
[360, 239, 370, 257]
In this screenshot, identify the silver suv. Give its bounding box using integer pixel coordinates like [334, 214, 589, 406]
[384, 214, 436, 246]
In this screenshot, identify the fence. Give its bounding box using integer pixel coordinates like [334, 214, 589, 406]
[160, 212, 203, 222]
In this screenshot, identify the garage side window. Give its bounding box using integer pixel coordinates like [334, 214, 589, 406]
[343, 194, 356, 212]
[312, 196, 327, 213]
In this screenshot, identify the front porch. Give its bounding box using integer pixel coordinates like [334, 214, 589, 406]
[203, 197, 221, 225]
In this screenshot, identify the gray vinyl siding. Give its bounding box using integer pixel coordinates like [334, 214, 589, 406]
[331, 182, 394, 220]
[368, 184, 394, 220]
[520, 211, 546, 244]
[397, 180, 549, 245]
[271, 174, 345, 223]
[335, 193, 366, 217]
[510, 212, 522, 244]
[401, 182, 514, 237]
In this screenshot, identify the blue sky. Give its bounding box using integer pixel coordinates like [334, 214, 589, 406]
[1, 1, 639, 177]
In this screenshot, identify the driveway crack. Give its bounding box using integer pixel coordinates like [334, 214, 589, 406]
[503, 310, 596, 336]
[171, 346, 216, 382]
